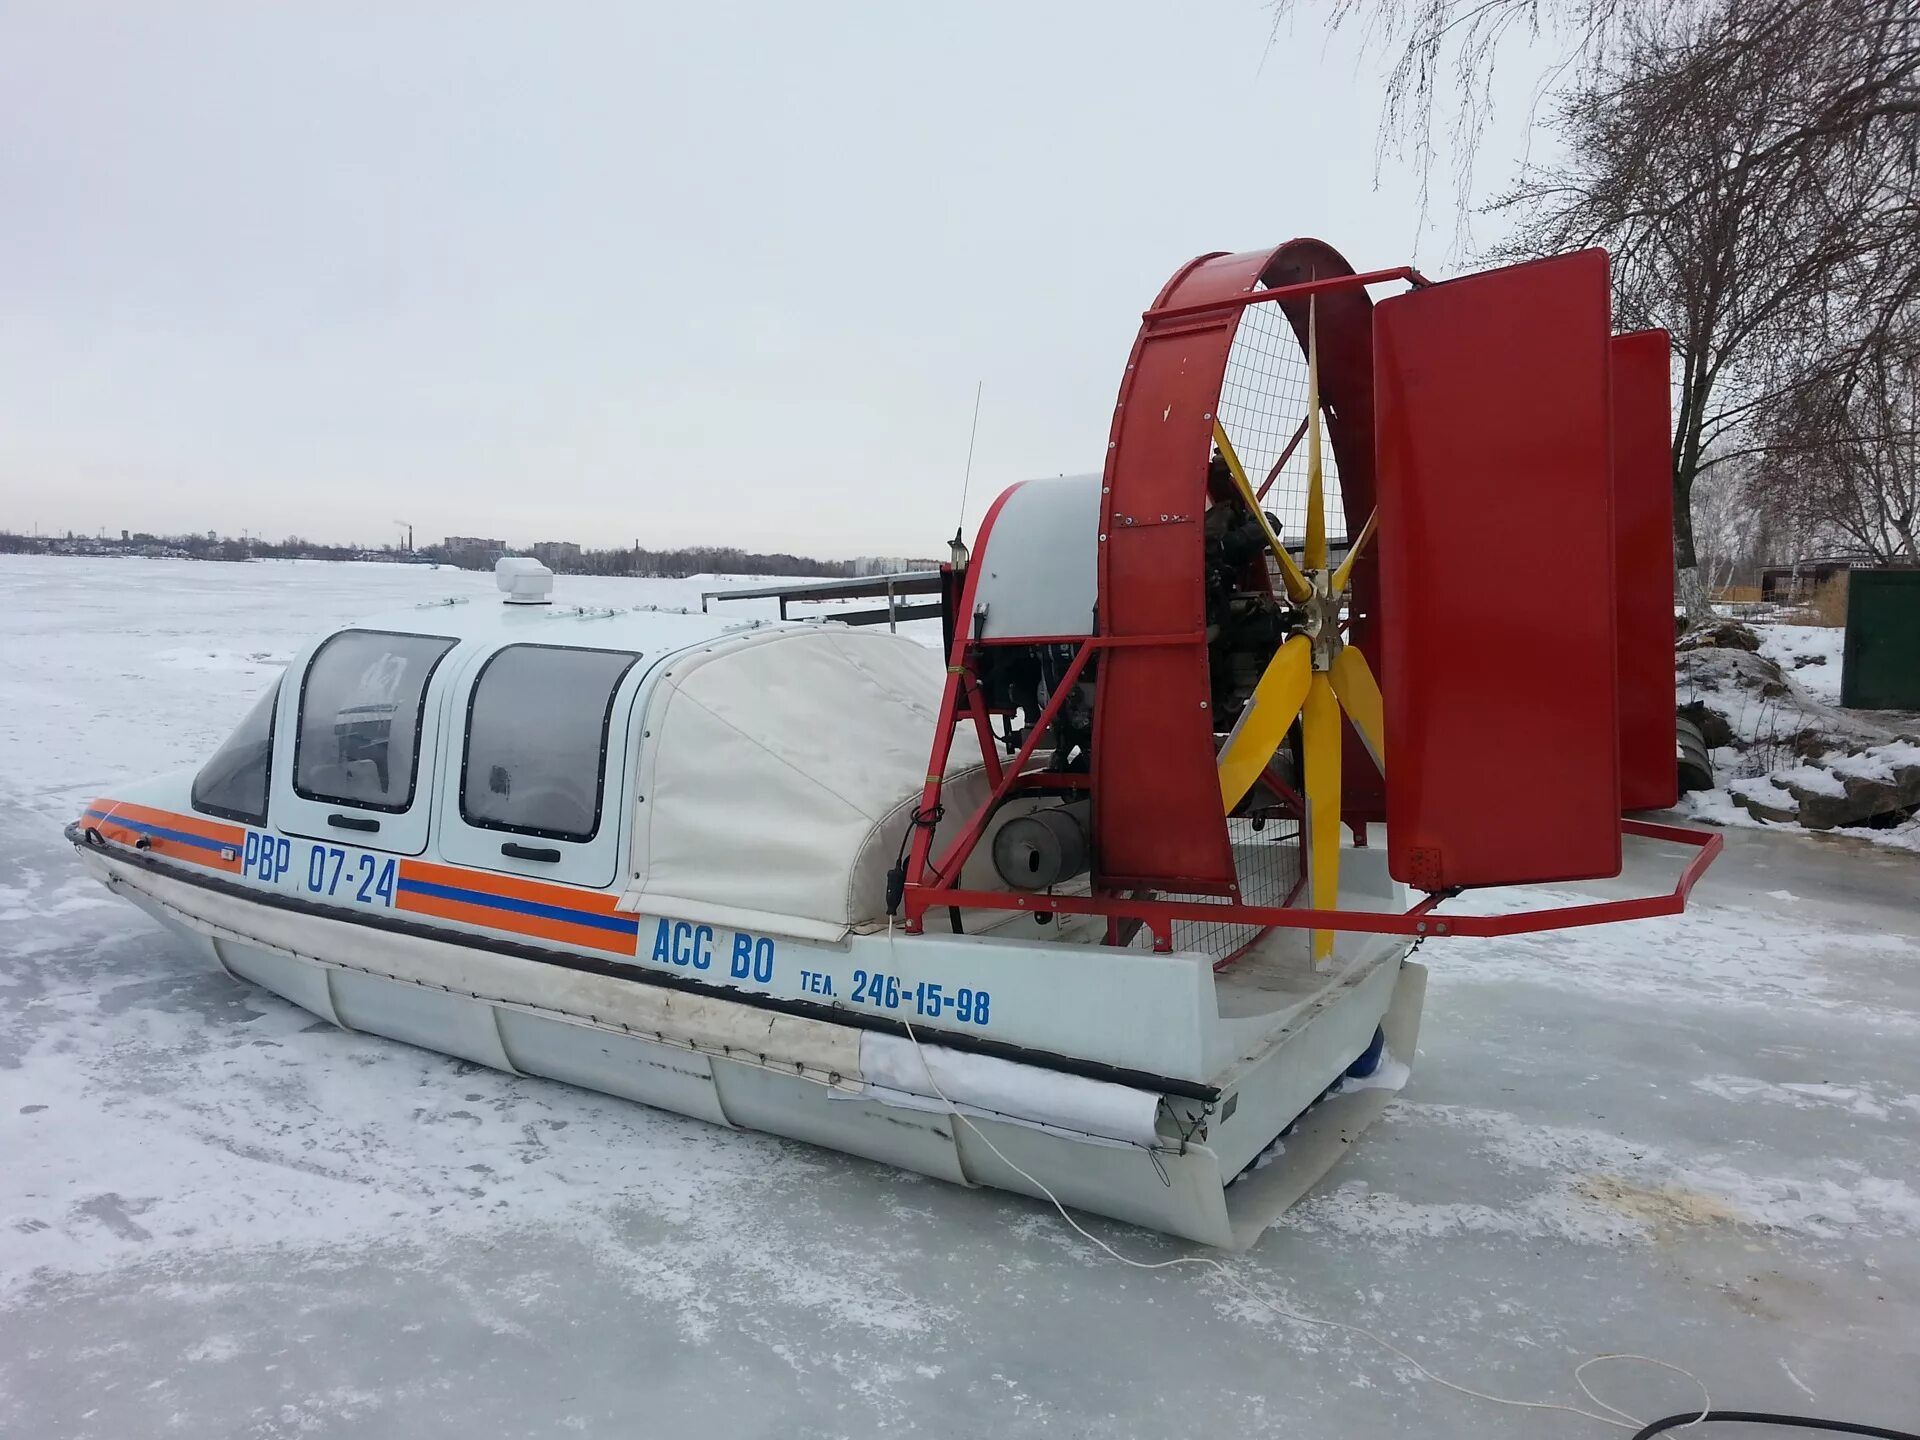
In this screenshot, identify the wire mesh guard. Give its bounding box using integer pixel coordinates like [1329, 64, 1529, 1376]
[1215, 294, 1345, 546]
[1130, 811, 1304, 964]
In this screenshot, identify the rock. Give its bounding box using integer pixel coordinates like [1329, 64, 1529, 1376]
[1676, 619, 1762, 653]
[1729, 779, 1799, 824]
[1677, 633, 1920, 828]
[1785, 746, 1920, 830]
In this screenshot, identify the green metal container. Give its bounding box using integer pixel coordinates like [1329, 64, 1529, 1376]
[1842, 568, 1920, 709]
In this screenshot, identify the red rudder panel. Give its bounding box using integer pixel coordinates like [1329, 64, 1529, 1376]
[1612, 329, 1678, 811]
[1374, 249, 1621, 888]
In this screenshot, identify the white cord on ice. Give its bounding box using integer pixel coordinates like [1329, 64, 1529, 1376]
[883, 917, 1713, 1434]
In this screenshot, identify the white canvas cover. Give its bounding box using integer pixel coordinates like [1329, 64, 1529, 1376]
[620, 626, 992, 940]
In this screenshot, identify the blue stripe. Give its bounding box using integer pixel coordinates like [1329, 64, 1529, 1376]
[86, 809, 233, 855]
[397, 877, 639, 936]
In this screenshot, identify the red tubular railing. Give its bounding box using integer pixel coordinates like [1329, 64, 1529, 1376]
[1142, 264, 1430, 325]
[903, 818, 1722, 948]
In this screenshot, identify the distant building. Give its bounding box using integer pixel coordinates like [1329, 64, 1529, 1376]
[444, 536, 508, 555]
[531, 540, 583, 569]
[1760, 554, 1879, 603]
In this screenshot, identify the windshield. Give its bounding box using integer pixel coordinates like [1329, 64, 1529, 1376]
[191, 679, 281, 825]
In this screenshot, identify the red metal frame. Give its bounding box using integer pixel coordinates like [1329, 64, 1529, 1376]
[910, 819, 1719, 951]
[1091, 241, 1392, 897]
[910, 628, 1205, 897]
[926, 639, 1096, 883]
[1143, 264, 1431, 324]
[1256, 417, 1310, 502]
[903, 484, 1022, 898]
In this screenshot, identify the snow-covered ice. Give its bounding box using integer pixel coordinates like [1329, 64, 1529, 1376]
[3, 555, 1919, 1437]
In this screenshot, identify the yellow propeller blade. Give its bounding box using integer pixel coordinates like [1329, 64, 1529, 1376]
[1217, 634, 1312, 811]
[1330, 507, 1377, 595]
[1301, 670, 1342, 965]
[1211, 419, 1311, 603]
[1329, 644, 1387, 776]
[1303, 299, 1327, 573]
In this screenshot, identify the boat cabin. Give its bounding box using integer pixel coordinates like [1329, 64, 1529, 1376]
[180, 563, 1004, 941]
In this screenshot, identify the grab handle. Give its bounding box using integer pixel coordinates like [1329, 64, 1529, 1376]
[502, 842, 561, 863]
[327, 813, 380, 833]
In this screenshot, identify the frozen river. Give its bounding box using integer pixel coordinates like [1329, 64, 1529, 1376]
[3, 554, 1918, 1437]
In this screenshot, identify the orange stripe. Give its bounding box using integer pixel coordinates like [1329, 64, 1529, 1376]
[88, 799, 246, 848]
[83, 801, 244, 874]
[402, 857, 626, 915]
[396, 889, 637, 955]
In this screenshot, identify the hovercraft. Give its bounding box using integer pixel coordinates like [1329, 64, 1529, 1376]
[71, 238, 1718, 1246]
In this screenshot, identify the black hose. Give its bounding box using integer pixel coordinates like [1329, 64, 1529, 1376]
[1632, 1411, 1920, 1440]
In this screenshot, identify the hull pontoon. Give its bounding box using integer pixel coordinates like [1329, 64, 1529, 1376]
[76, 823, 1423, 1247]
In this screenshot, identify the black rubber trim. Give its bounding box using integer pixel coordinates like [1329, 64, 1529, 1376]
[68, 823, 1221, 1103]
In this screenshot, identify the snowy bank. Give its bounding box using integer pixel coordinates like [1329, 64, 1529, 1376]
[1675, 619, 1920, 851]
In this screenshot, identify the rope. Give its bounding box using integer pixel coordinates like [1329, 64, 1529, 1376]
[883, 917, 1712, 1433]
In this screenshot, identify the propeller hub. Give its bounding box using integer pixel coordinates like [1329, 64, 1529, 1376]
[1295, 567, 1345, 672]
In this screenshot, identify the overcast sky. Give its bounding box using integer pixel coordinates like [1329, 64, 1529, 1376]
[0, 3, 1551, 556]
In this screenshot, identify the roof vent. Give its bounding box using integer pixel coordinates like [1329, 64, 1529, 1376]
[495, 557, 554, 605]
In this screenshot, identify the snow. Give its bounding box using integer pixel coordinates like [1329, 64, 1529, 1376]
[1752, 622, 1846, 707]
[1725, 773, 1801, 814]
[1680, 782, 1920, 853]
[1771, 763, 1847, 798]
[1432, 877, 1920, 1023]
[1691, 1074, 1920, 1122]
[5, 554, 1920, 1436]
[1292, 1099, 1920, 1248]
[1340, 1052, 1412, 1094]
[1829, 740, 1920, 782]
[1830, 812, 1920, 852]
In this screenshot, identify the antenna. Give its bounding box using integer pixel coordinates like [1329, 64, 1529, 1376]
[956, 380, 983, 535]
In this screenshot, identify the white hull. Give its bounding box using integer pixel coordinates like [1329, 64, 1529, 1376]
[79, 841, 1423, 1248]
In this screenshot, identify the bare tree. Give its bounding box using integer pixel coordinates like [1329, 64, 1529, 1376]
[1280, 0, 1920, 221]
[1270, 0, 1699, 230]
[1283, 0, 1920, 611]
[1689, 455, 1771, 591]
[1485, 5, 1920, 610]
[1754, 331, 1920, 561]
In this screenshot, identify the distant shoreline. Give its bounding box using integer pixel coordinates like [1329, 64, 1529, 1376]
[0, 532, 933, 582]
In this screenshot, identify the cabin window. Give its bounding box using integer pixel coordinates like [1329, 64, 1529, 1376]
[294, 629, 457, 812]
[191, 678, 281, 825]
[461, 644, 639, 842]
